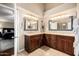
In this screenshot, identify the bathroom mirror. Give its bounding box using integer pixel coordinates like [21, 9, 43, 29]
[49, 16, 73, 31]
[24, 17, 38, 31]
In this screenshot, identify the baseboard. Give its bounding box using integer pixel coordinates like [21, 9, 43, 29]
[18, 49, 24, 53]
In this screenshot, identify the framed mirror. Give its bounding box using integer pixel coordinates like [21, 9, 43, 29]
[49, 16, 73, 31]
[24, 17, 38, 31]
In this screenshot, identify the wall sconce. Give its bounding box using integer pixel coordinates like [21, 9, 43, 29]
[23, 14, 38, 20]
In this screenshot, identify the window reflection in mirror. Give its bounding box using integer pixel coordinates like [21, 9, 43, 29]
[49, 16, 73, 31]
[24, 17, 38, 31]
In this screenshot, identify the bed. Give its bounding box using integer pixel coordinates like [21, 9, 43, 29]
[0, 39, 14, 52]
[0, 28, 14, 52]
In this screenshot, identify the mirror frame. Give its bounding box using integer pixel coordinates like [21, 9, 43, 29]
[24, 17, 38, 31]
[48, 16, 73, 31]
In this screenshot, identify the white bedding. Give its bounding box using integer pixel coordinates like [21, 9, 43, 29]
[0, 39, 14, 51]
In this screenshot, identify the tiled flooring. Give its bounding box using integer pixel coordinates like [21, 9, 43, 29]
[18, 46, 70, 56]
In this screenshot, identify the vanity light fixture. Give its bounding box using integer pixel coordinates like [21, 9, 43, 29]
[51, 14, 71, 20]
[62, 23, 66, 26]
[23, 14, 38, 20]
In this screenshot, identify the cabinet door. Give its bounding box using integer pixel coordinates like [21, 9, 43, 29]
[45, 35, 57, 48]
[45, 38, 51, 46]
[56, 36, 64, 52]
[39, 35, 43, 46]
[29, 36, 40, 50]
[45, 35, 51, 46]
[25, 35, 42, 52]
[25, 36, 29, 51]
[64, 39, 74, 55]
[50, 35, 57, 48]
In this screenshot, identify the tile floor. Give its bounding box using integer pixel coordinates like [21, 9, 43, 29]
[18, 46, 70, 56]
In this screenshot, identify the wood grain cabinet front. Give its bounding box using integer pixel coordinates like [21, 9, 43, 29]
[45, 34, 57, 49]
[50, 35, 57, 49]
[64, 37, 74, 55]
[56, 35, 74, 55]
[25, 35, 42, 53]
[56, 36, 65, 52]
[25, 34, 74, 55]
[45, 34, 74, 56]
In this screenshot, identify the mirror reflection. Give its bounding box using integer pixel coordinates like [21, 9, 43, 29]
[24, 17, 38, 31]
[49, 16, 73, 31]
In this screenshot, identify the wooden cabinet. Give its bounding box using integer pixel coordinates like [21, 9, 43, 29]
[45, 34, 51, 46]
[51, 35, 57, 48]
[45, 34, 57, 49]
[64, 37, 74, 55]
[45, 34, 74, 55]
[25, 34, 42, 53]
[25, 34, 74, 55]
[56, 36, 64, 51]
[56, 35, 74, 55]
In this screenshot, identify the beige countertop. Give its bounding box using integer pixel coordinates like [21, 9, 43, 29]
[44, 32, 75, 37]
[24, 32, 75, 37]
[24, 32, 43, 36]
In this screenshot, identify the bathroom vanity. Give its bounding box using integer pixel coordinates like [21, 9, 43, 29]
[25, 34, 43, 52]
[45, 34, 74, 55]
[24, 34, 74, 55]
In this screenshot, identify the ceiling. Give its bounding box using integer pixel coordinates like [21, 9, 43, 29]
[17, 3, 63, 17]
[17, 3, 63, 12]
[1, 3, 14, 8]
[44, 3, 63, 11]
[0, 3, 14, 22]
[0, 3, 62, 22]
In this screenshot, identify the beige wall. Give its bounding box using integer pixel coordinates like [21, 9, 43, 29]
[17, 4, 43, 51]
[77, 4, 79, 19]
[45, 3, 63, 11]
[77, 4, 79, 28]
[17, 3, 44, 17]
[0, 19, 14, 33]
[45, 3, 76, 17]
[0, 21, 14, 28]
[44, 3, 76, 36]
